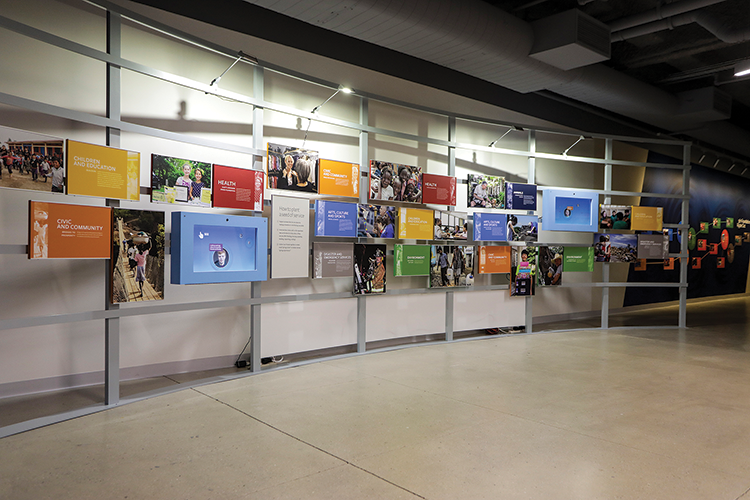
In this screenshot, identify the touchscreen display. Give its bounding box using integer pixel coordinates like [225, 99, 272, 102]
[193, 224, 257, 273]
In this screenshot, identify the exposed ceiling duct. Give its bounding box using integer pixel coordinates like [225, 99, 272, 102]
[240, 0, 750, 164]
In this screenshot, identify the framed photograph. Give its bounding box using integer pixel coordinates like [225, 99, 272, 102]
[430, 245, 474, 288]
[151, 154, 212, 207]
[266, 143, 318, 193]
[506, 214, 538, 242]
[354, 244, 387, 294]
[510, 246, 536, 296]
[599, 204, 631, 230]
[111, 209, 165, 303]
[537, 246, 564, 286]
[369, 160, 422, 203]
[357, 204, 396, 238]
[433, 210, 468, 240]
[0, 125, 65, 194]
[467, 174, 504, 208]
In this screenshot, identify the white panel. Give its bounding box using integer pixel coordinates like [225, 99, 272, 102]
[453, 290, 525, 331]
[261, 298, 357, 356]
[366, 293, 445, 342]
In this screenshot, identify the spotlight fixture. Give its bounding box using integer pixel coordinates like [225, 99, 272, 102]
[742, 167, 748, 176]
[311, 86, 354, 114]
[209, 51, 258, 88]
[729, 162, 738, 172]
[698, 153, 707, 164]
[562, 135, 589, 157]
[488, 126, 524, 147]
[735, 59, 750, 77]
[713, 158, 721, 168]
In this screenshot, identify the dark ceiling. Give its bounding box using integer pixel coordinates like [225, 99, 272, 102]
[484, 0, 750, 153]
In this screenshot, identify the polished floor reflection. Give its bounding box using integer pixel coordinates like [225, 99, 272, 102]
[3, 296, 750, 499]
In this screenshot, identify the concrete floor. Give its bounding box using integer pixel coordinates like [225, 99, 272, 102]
[3, 297, 750, 499]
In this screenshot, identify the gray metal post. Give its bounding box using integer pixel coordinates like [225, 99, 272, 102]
[679, 144, 691, 328]
[250, 65, 265, 372]
[104, 10, 121, 405]
[525, 130, 536, 333]
[601, 138, 613, 329]
[357, 98, 369, 352]
[445, 116, 456, 341]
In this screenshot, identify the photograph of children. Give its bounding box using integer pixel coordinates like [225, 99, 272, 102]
[697, 239, 707, 251]
[369, 161, 422, 203]
[537, 246, 564, 286]
[357, 204, 396, 238]
[353, 244, 386, 295]
[111, 209, 165, 303]
[150, 154, 212, 207]
[266, 143, 319, 193]
[506, 214, 538, 242]
[599, 204, 631, 230]
[433, 211, 468, 240]
[594, 233, 638, 263]
[468, 174, 505, 208]
[0, 125, 65, 193]
[429, 245, 474, 288]
[510, 246, 537, 296]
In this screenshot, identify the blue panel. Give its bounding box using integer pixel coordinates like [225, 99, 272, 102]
[505, 182, 537, 211]
[473, 212, 507, 242]
[541, 188, 599, 232]
[314, 200, 358, 237]
[171, 211, 268, 284]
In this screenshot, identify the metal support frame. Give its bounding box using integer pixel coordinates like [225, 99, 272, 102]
[445, 117, 457, 341]
[250, 65, 265, 372]
[357, 97, 369, 352]
[104, 10, 121, 406]
[679, 144, 691, 328]
[525, 130, 536, 333]
[601, 139, 613, 329]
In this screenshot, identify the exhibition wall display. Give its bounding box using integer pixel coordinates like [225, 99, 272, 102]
[468, 174, 505, 208]
[473, 212, 507, 242]
[434, 211, 468, 240]
[28, 201, 111, 259]
[357, 204, 396, 238]
[505, 182, 537, 211]
[0, 125, 65, 194]
[111, 209, 165, 303]
[477, 245, 511, 274]
[542, 188, 599, 232]
[271, 195, 310, 279]
[151, 154, 212, 207]
[397, 207, 433, 240]
[510, 246, 536, 296]
[430, 245, 474, 288]
[394, 244, 431, 276]
[315, 200, 358, 237]
[267, 143, 319, 193]
[171, 211, 268, 285]
[212, 164, 265, 212]
[313, 242, 353, 279]
[318, 159, 359, 198]
[537, 246, 564, 286]
[66, 140, 140, 201]
[422, 173, 456, 206]
[354, 244, 386, 294]
[370, 161, 422, 203]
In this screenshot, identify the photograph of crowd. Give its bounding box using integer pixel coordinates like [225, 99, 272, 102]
[369, 160, 422, 203]
[0, 125, 64, 193]
[354, 244, 386, 295]
[357, 204, 396, 238]
[599, 204, 631, 230]
[267, 143, 319, 193]
[433, 211, 468, 240]
[537, 246, 564, 286]
[429, 245, 474, 288]
[468, 174, 505, 208]
[111, 209, 165, 303]
[151, 154, 212, 207]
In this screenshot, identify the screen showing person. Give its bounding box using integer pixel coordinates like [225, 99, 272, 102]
[193, 225, 257, 273]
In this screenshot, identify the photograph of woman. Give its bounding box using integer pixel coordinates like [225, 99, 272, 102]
[266, 143, 319, 193]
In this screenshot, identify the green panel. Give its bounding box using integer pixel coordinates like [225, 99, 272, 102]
[394, 244, 431, 276]
[563, 247, 594, 272]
